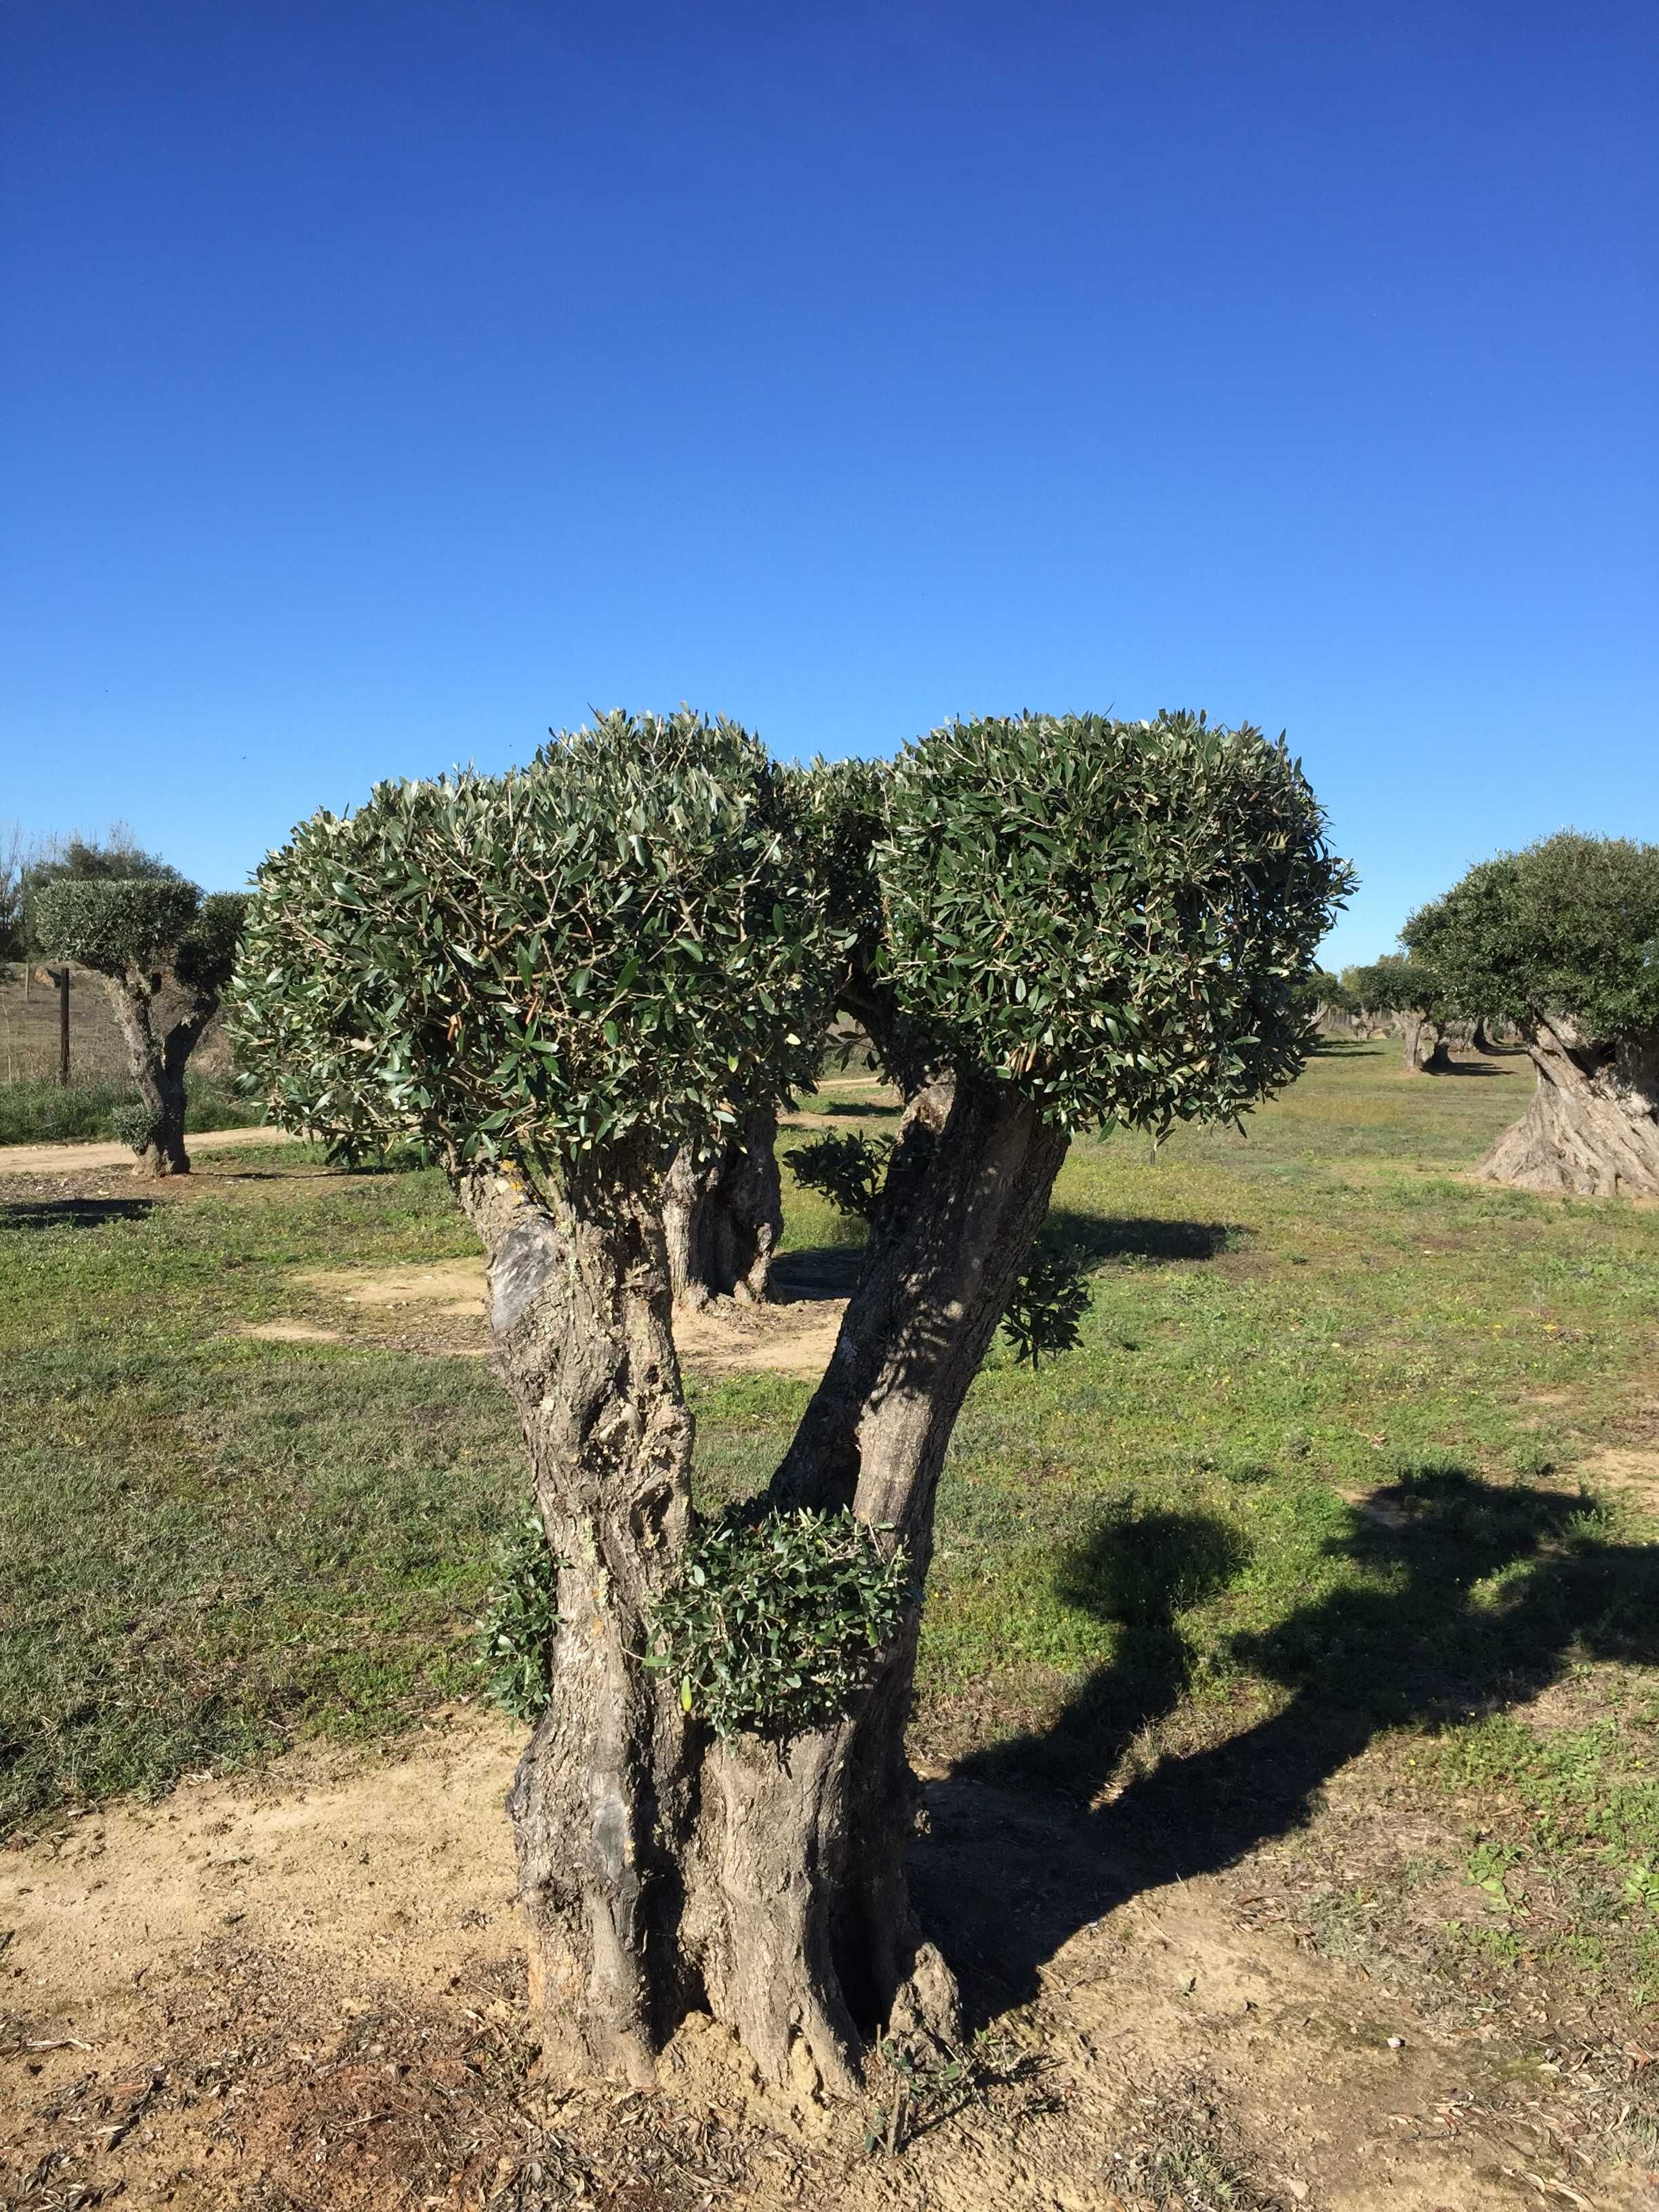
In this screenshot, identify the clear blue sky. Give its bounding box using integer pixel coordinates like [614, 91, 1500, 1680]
[3, 1, 1654, 966]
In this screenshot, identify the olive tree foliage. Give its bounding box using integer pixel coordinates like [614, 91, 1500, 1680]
[231, 704, 1349, 2098]
[1406, 832, 1659, 1195]
[33, 876, 249, 1175]
[236, 712, 827, 1174]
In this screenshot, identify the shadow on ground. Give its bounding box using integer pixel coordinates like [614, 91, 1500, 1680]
[0, 1196, 157, 1232]
[1047, 1210, 1241, 1267]
[916, 1468, 1659, 2022]
[770, 1244, 867, 1300]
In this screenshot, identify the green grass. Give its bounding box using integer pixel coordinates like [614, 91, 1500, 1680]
[0, 1073, 263, 1145]
[3, 1044, 1658, 2032]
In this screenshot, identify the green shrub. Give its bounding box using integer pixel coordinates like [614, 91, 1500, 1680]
[474, 1511, 562, 1723]
[644, 1508, 913, 1738]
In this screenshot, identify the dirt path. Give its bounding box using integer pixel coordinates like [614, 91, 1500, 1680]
[5, 1717, 1648, 2211]
[0, 1124, 281, 1177]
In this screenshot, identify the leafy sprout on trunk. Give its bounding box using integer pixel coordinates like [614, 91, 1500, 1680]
[476, 1511, 564, 1723]
[642, 1509, 914, 1738]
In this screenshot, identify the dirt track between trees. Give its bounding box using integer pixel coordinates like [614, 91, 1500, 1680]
[0, 1124, 277, 1177]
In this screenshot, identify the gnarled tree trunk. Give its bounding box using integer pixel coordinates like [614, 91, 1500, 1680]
[661, 1106, 782, 1307]
[1475, 1018, 1659, 1197]
[467, 1074, 1069, 2095]
[104, 972, 194, 1176]
[1401, 1012, 1451, 1073]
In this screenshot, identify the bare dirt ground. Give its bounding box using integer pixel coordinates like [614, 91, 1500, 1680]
[238, 1256, 848, 1381]
[8, 1712, 1652, 2212]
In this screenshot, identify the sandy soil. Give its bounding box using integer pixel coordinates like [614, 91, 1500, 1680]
[4, 1716, 1651, 2212]
[0, 1126, 279, 1178]
[241, 1259, 848, 1381]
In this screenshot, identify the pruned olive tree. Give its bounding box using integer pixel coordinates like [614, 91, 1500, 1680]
[33, 878, 249, 1175]
[1343, 953, 1454, 1071]
[231, 705, 1349, 2095]
[1406, 832, 1659, 1196]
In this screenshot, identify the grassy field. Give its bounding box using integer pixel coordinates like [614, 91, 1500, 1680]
[3, 1042, 1657, 2048]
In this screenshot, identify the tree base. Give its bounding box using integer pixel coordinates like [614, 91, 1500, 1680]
[1475, 1027, 1659, 1197]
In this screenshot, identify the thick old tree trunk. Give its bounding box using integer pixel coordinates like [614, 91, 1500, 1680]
[1401, 1013, 1451, 1073]
[661, 1107, 782, 1307]
[460, 1153, 697, 2085]
[470, 1075, 1069, 2095]
[1475, 1019, 1659, 1197]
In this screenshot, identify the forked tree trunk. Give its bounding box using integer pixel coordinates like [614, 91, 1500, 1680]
[1401, 1012, 1451, 1073]
[661, 1106, 783, 1307]
[1475, 1018, 1659, 1197]
[104, 973, 194, 1176]
[465, 1075, 1069, 2095]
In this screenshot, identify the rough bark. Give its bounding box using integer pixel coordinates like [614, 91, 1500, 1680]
[1401, 1012, 1451, 1073]
[460, 1152, 696, 2086]
[661, 1107, 782, 1307]
[1474, 1018, 1659, 1197]
[480, 1074, 1070, 2097]
[104, 972, 201, 1176]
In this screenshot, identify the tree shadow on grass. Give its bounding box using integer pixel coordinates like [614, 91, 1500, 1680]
[808, 1097, 904, 1120]
[1045, 1210, 1242, 1267]
[915, 1469, 1659, 2023]
[0, 1196, 156, 1233]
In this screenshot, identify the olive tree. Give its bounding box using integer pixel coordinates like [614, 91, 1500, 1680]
[1406, 832, 1659, 1195]
[1343, 953, 1454, 1071]
[33, 877, 249, 1174]
[231, 705, 1348, 2093]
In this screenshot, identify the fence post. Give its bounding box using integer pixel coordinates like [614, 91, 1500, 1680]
[52, 965, 70, 1086]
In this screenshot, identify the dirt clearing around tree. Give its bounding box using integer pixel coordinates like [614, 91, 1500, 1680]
[237, 1252, 848, 1377]
[5, 1050, 1659, 2207]
[9, 1711, 1650, 2211]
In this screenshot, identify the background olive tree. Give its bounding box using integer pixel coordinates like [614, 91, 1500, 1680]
[1406, 832, 1659, 1195]
[1342, 952, 1456, 1071]
[231, 705, 1349, 2095]
[33, 873, 249, 1174]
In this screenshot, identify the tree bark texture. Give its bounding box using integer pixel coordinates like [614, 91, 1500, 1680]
[1401, 1013, 1451, 1074]
[1474, 1018, 1659, 1197]
[103, 971, 199, 1176]
[470, 1073, 1069, 2096]
[660, 1107, 782, 1307]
